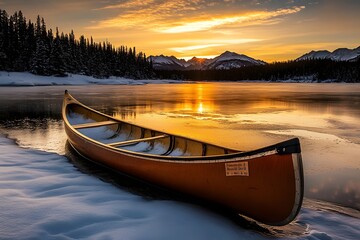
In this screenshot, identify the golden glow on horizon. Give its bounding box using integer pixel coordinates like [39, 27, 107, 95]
[181, 55, 218, 61]
[170, 44, 224, 53]
[169, 39, 261, 54]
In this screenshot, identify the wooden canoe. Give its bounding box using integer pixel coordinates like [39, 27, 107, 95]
[62, 90, 304, 226]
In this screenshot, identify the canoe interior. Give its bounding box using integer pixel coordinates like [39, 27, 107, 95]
[66, 104, 239, 157]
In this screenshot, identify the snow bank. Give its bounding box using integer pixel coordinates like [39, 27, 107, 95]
[0, 71, 183, 86]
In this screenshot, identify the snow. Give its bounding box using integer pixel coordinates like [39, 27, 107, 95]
[67, 112, 95, 125]
[297, 46, 360, 61]
[0, 71, 183, 86]
[149, 55, 176, 65]
[297, 50, 331, 61]
[0, 71, 340, 85]
[1, 133, 359, 239]
[331, 48, 360, 61]
[149, 55, 189, 68]
[206, 51, 264, 67]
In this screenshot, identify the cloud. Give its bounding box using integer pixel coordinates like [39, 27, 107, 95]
[98, 0, 156, 10]
[170, 44, 225, 53]
[170, 39, 262, 53]
[89, 2, 305, 33]
[89, 0, 205, 29]
[95, 0, 204, 15]
[157, 6, 305, 33]
[89, 0, 244, 30]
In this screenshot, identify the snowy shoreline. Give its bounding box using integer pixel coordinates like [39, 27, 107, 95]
[0, 71, 347, 86]
[0, 71, 185, 86]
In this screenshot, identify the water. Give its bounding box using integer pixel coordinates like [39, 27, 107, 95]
[0, 83, 359, 239]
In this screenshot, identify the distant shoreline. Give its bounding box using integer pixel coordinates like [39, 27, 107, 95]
[0, 71, 354, 86]
[0, 71, 185, 86]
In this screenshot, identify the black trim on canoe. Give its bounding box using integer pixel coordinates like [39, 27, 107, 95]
[210, 137, 301, 160]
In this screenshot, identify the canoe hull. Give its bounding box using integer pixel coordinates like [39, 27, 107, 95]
[64, 122, 303, 226]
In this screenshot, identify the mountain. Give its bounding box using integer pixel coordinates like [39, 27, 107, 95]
[297, 46, 360, 61]
[149, 51, 265, 70]
[204, 51, 265, 70]
[149, 55, 189, 70]
[186, 57, 211, 70]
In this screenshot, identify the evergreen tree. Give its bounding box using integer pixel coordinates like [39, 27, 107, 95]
[24, 20, 36, 70]
[0, 10, 8, 69]
[14, 11, 28, 70]
[30, 36, 50, 75]
[49, 28, 66, 76]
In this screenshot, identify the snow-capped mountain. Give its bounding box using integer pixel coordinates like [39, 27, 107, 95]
[297, 46, 360, 61]
[186, 57, 211, 70]
[149, 55, 190, 70]
[204, 51, 265, 70]
[149, 51, 265, 70]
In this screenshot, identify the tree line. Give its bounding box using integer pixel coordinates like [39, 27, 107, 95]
[0, 9, 154, 79]
[156, 59, 360, 83]
[1, 9, 359, 82]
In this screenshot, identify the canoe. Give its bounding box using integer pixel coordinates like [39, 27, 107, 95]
[62, 90, 304, 226]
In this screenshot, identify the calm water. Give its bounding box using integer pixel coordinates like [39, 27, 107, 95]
[0, 83, 359, 211]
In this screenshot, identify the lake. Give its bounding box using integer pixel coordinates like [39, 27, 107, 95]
[0, 82, 359, 239]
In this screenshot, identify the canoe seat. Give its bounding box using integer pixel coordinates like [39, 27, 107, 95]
[73, 120, 118, 129]
[108, 134, 169, 147]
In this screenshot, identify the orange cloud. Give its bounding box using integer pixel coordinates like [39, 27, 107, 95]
[157, 6, 305, 33]
[89, 5, 305, 34]
[170, 39, 261, 53]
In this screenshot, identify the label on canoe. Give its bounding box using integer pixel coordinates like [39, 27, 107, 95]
[225, 162, 249, 176]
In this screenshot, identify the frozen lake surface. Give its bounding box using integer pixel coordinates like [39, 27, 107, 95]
[0, 82, 359, 239]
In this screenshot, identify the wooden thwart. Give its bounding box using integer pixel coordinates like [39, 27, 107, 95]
[73, 120, 118, 129]
[108, 134, 169, 147]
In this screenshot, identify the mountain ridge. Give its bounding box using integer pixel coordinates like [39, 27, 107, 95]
[150, 46, 360, 71]
[149, 51, 265, 70]
[297, 46, 360, 61]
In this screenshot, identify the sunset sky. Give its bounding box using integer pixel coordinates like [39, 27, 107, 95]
[1, 0, 360, 62]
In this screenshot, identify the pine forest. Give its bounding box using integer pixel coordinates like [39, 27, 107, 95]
[0, 10, 153, 79]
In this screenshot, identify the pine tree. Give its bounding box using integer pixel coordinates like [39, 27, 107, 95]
[7, 13, 19, 70]
[0, 10, 8, 69]
[30, 37, 50, 75]
[35, 15, 41, 37]
[24, 20, 36, 70]
[49, 28, 66, 76]
[14, 11, 28, 70]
